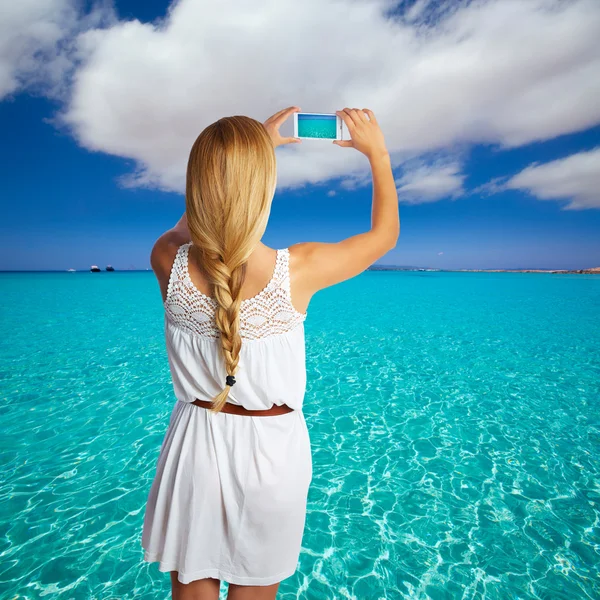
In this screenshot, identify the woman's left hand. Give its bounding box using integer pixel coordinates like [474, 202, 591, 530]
[263, 106, 302, 148]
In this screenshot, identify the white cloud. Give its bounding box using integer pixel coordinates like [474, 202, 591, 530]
[505, 147, 600, 210]
[0, 0, 114, 101]
[3, 0, 600, 197]
[404, 0, 433, 22]
[470, 176, 508, 198]
[395, 158, 465, 203]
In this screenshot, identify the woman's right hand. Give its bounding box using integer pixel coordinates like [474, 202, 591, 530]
[333, 108, 388, 160]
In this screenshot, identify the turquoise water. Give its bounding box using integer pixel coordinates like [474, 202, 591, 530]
[1, 270, 599, 599]
[298, 114, 337, 139]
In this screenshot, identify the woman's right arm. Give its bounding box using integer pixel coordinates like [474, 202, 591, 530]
[290, 108, 400, 306]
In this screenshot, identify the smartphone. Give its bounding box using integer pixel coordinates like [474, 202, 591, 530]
[293, 112, 344, 140]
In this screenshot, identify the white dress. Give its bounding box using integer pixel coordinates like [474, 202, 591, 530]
[141, 242, 313, 586]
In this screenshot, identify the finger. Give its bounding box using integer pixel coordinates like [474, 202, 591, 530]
[272, 106, 301, 125]
[271, 106, 298, 120]
[362, 108, 377, 124]
[336, 109, 355, 131]
[352, 108, 368, 122]
[265, 106, 300, 125]
[332, 140, 353, 147]
[342, 108, 362, 128]
[281, 136, 301, 144]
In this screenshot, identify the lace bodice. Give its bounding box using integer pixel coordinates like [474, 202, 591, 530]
[165, 242, 307, 341]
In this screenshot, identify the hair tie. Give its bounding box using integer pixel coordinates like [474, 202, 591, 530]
[226, 375, 236, 387]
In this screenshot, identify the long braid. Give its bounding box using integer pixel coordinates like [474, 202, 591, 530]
[195, 246, 247, 413]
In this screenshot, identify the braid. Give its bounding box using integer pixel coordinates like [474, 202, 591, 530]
[193, 245, 247, 414]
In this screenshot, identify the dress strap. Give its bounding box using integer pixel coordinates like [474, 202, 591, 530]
[280, 248, 303, 316]
[280, 248, 291, 294]
[165, 243, 189, 305]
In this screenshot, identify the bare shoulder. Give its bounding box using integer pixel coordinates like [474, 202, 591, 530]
[150, 230, 189, 284]
[286, 242, 313, 276]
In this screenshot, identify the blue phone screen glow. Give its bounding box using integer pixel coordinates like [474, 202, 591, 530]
[298, 114, 337, 139]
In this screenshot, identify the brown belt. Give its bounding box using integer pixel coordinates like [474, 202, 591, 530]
[192, 398, 294, 416]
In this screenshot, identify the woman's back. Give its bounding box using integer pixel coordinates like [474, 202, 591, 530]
[163, 241, 308, 411]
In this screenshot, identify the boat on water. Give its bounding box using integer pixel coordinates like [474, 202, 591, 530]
[106, 265, 115, 271]
[90, 265, 101, 272]
[67, 268, 76, 272]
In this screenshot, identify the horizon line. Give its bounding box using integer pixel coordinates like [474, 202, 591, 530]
[1, 266, 599, 273]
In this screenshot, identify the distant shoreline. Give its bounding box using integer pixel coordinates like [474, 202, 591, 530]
[1, 267, 599, 274]
[368, 266, 600, 274]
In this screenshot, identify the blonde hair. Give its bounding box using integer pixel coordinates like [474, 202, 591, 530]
[185, 116, 277, 414]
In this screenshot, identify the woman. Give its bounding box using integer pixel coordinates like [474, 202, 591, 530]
[141, 106, 399, 599]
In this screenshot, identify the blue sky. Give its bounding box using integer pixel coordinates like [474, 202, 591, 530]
[1, 0, 599, 271]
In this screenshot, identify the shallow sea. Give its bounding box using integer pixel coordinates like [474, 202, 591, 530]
[1, 270, 599, 599]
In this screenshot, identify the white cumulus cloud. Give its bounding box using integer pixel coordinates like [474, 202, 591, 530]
[395, 157, 465, 203]
[2, 0, 600, 200]
[0, 0, 114, 101]
[505, 147, 600, 210]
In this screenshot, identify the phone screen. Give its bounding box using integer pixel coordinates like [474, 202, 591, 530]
[297, 113, 338, 139]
